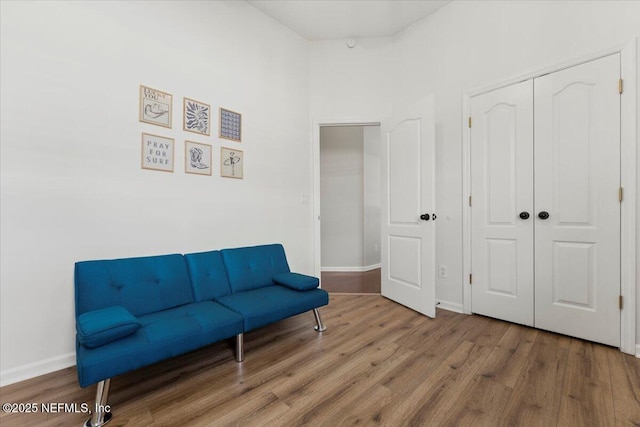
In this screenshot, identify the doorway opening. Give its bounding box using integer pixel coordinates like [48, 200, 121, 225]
[316, 124, 381, 294]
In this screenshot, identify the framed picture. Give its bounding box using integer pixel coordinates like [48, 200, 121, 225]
[183, 97, 211, 136]
[219, 107, 242, 142]
[220, 147, 243, 179]
[141, 133, 174, 172]
[185, 141, 212, 176]
[139, 85, 172, 128]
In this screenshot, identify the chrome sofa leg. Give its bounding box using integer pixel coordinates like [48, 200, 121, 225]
[83, 379, 112, 427]
[313, 308, 327, 332]
[235, 333, 244, 362]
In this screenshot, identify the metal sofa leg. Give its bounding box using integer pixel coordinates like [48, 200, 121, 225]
[235, 333, 244, 362]
[313, 308, 327, 332]
[83, 379, 112, 427]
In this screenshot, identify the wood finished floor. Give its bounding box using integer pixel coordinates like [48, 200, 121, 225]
[1, 294, 639, 427]
[321, 268, 381, 294]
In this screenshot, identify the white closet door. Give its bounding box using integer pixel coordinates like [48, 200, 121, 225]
[470, 80, 534, 326]
[534, 54, 621, 346]
[381, 95, 436, 317]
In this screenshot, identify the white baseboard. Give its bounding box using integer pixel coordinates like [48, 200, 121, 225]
[436, 300, 465, 314]
[321, 264, 381, 273]
[636, 344, 640, 358]
[0, 352, 75, 387]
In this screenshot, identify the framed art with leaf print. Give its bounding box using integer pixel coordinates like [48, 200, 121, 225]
[183, 97, 211, 136]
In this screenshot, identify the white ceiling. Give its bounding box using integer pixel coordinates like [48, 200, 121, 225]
[247, 0, 451, 41]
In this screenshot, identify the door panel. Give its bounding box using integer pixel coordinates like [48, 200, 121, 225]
[470, 80, 534, 326]
[552, 241, 594, 308]
[389, 121, 420, 224]
[486, 238, 518, 295]
[381, 95, 435, 317]
[554, 83, 593, 224]
[534, 53, 621, 346]
[389, 236, 421, 288]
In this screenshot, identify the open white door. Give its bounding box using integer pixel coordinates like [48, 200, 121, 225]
[381, 95, 436, 317]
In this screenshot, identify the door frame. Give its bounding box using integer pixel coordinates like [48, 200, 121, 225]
[462, 39, 637, 355]
[312, 118, 381, 280]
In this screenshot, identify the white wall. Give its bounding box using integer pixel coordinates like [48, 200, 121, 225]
[310, 37, 393, 121]
[363, 126, 381, 267]
[320, 126, 364, 268]
[0, 0, 311, 385]
[391, 0, 640, 336]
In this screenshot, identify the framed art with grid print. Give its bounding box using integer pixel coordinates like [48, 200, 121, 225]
[219, 108, 242, 142]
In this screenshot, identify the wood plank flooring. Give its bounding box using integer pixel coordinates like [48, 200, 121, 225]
[1, 295, 639, 426]
[321, 268, 381, 294]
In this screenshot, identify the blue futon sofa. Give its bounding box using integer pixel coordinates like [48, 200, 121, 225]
[75, 244, 328, 427]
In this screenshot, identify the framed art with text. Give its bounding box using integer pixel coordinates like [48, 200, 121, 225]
[139, 85, 172, 128]
[141, 132, 174, 172]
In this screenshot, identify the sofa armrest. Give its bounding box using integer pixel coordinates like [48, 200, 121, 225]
[272, 272, 319, 291]
[77, 306, 141, 349]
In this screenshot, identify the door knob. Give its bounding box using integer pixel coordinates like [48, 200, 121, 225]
[538, 211, 550, 220]
[519, 211, 530, 220]
[420, 213, 430, 221]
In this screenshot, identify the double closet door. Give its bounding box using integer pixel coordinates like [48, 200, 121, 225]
[470, 54, 621, 347]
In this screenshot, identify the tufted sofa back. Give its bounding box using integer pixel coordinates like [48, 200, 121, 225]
[221, 244, 290, 293]
[183, 250, 232, 301]
[75, 254, 194, 317]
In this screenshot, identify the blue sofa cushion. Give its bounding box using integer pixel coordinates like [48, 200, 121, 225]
[221, 244, 291, 293]
[76, 301, 244, 388]
[75, 254, 194, 317]
[77, 306, 141, 349]
[273, 272, 319, 291]
[184, 250, 232, 301]
[216, 285, 329, 332]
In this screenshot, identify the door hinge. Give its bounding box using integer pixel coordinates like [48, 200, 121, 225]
[619, 187, 623, 202]
[468, 195, 472, 207]
[469, 274, 473, 285]
[619, 79, 623, 94]
[619, 295, 623, 310]
[468, 116, 472, 128]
